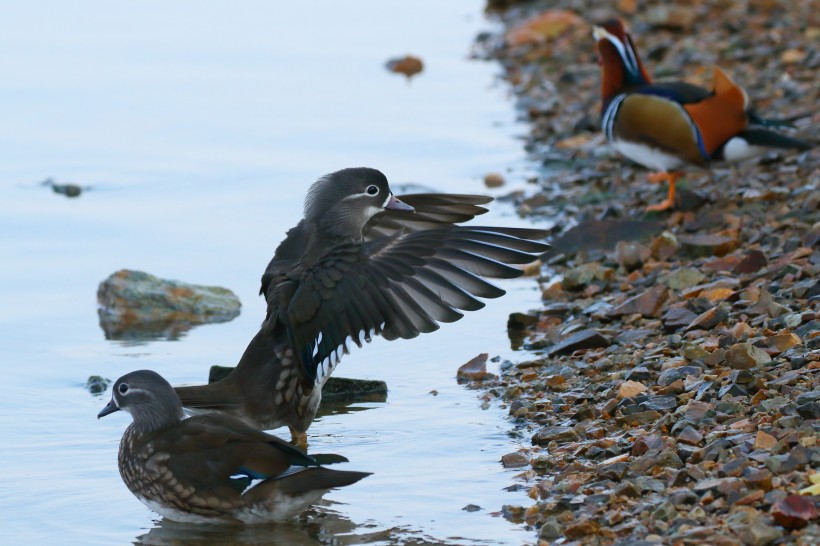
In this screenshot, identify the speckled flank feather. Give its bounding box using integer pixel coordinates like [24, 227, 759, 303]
[101, 370, 369, 523]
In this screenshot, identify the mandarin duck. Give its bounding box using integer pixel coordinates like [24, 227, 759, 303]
[98, 370, 369, 523]
[593, 19, 812, 211]
[176, 167, 549, 444]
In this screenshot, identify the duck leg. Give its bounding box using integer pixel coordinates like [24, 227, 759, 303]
[645, 171, 680, 212]
[289, 426, 308, 449]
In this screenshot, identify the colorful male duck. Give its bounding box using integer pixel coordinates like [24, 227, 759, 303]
[99, 370, 369, 523]
[593, 19, 812, 211]
[176, 167, 549, 445]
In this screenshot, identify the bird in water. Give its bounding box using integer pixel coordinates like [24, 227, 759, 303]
[593, 18, 812, 211]
[98, 369, 369, 523]
[175, 167, 549, 445]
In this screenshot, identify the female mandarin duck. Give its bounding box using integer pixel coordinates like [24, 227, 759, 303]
[593, 19, 812, 211]
[99, 370, 369, 523]
[176, 167, 550, 445]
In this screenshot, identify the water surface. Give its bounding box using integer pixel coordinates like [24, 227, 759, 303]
[0, 2, 544, 544]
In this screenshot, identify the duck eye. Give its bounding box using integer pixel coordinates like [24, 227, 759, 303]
[366, 185, 379, 196]
[118, 383, 129, 395]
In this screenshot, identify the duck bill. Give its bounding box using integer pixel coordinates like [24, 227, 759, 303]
[97, 398, 120, 419]
[385, 195, 414, 212]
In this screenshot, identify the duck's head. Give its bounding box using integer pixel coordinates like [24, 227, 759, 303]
[304, 167, 414, 239]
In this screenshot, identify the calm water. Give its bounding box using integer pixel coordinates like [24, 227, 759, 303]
[0, 2, 545, 544]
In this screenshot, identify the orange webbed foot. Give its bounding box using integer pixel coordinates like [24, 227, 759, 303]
[646, 171, 672, 184]
[644, 172, 679, 212]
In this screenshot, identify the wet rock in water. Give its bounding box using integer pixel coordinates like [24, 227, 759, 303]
[318, 376, 389, 403]
[41, 177, 84, 198]
[483, 172, 505, 188]
[385, 55, 423, 79]
[501, 452, 530, 468]
[725, 343, 772, 369]
[457, 353, 492, 382]
[97, 269, 241, 341]
[532, 425, 578, 445]
[86, 375, 111, 394]
[508, 312, 539, 330]
[208, 364, 388, 404]
[547, 329, 611, 356]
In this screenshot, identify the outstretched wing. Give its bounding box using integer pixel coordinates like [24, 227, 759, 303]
[284, 225, 549, 382]
[363, 193, 492, 238]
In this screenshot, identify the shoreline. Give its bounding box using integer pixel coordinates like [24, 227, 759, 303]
[471, 1, 819, 544]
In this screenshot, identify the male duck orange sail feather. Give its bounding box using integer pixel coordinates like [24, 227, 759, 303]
[594, 19, 812, 211]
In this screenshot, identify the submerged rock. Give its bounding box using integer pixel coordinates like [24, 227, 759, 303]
[207, 364, 388, 404]
[97, 269, 241, 341]
[86, 375, 111, 394]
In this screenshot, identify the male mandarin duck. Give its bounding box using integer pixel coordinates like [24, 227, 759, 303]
[175, 167, 550, 444]
[98, 370, 369, 523]
[593, 19, 812, 211]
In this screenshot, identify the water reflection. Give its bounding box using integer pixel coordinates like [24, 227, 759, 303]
[136, 506, 446, 546]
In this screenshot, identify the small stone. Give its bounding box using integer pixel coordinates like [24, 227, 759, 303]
[501, 452, 530, 468]
[483, 172, 505, 188]
[736, 517, 783, 546]
[609, 284, 669, 318]
[679, 232, 739, 258]
[754, 430, 778, 450]
[617, 410, 661, 426]
[666, 267, 706, 290]
[725, 343, 772, 369]
[615, 240, 650, 271]
[457, 353, 491, 381]
[385, 55, 423, 79]
[462, 504, 481, 512]
[686, 304, 730, 332]
[618, 380, 648, 399]
[771, 495, 817, 530]
[646, 4, 696, 30]
[547, 329, 611, 356]
[651, 231, 680, 260]
[734, 250, 768, 274]
[682, 342, 709, 361]
[532, 425, 578, 445]
[640, 395, 677, 412]
[684, 400, 713, 422]
[663, 306, 698, 331]
[563, 517, 601, 539]
[767, 333, 801, 354]
[678, 425, 704, 446]
[508, 312, 539, 330]
[625, 366, 653, 381]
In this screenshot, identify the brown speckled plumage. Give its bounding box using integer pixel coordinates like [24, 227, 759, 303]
[99, 370, 369, 523]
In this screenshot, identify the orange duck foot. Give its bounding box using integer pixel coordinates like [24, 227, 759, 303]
[645, 172, 679, 211]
